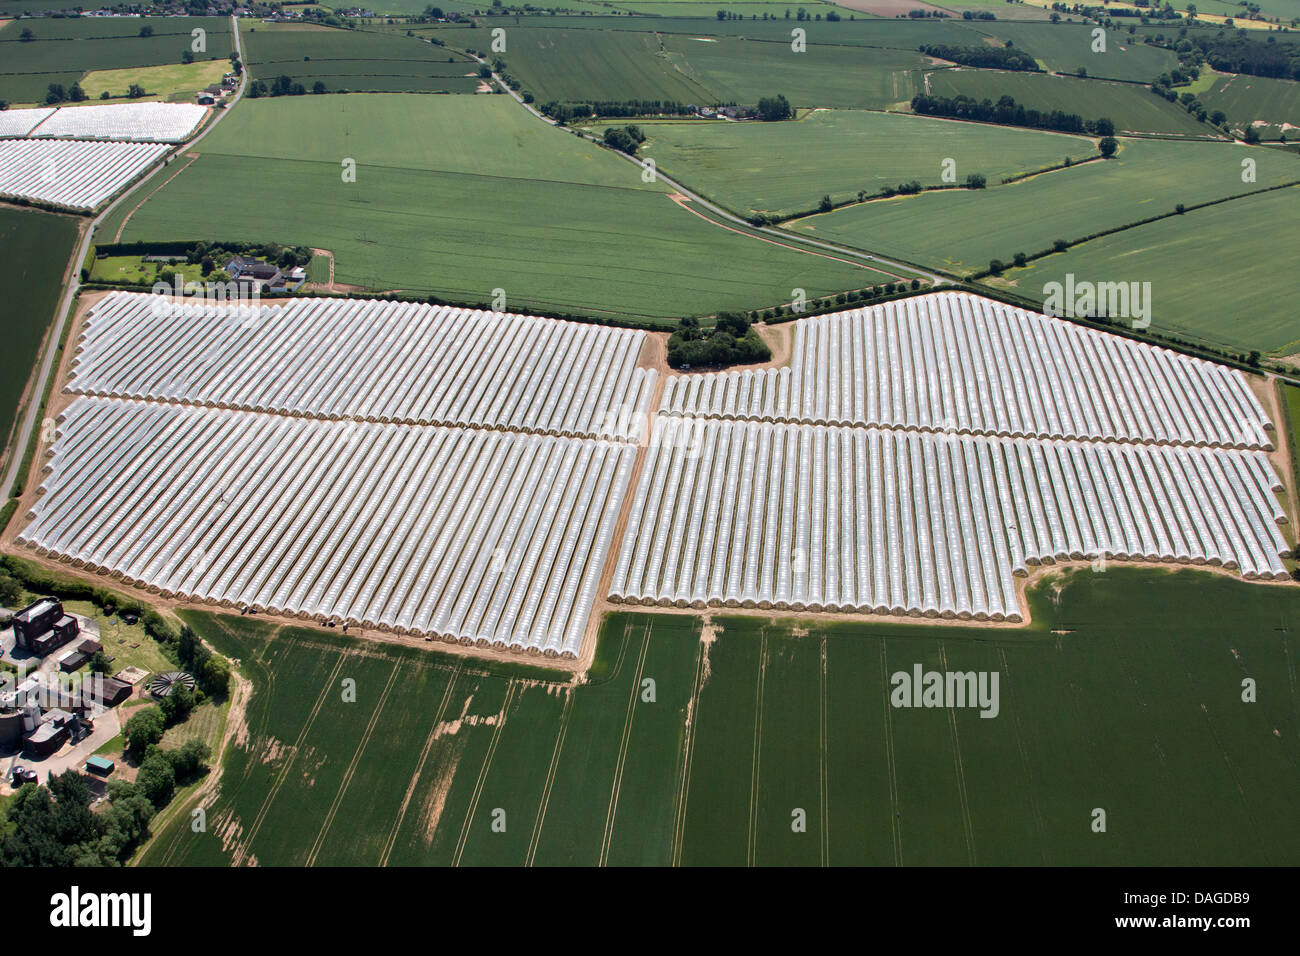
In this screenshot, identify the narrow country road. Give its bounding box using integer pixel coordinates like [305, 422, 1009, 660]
[0, 15, 248, 499]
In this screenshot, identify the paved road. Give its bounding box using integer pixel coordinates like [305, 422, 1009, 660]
[470, 53, 952, 290]
[0, 15, 248, 499]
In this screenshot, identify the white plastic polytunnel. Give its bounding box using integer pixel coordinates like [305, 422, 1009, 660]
[657, 292, 1274, 450]
[0, 107, 56, 139]
[608, 419, 1291, 622]
[0, 139, 169, 212]
[69, 293, 656, 440]
[25, 102, 207, 143]
[21, 399, 635, 658]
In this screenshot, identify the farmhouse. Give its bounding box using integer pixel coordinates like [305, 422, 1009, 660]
[224, 256, 282, 287]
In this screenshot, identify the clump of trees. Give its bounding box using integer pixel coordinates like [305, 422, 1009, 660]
[603, 124, 645, 155]
[0, 772, 157, 867]
[757, 94, 792, 122]
[247, 75, 308, 98]
[668, 312, 772, 370]
[45, 82, 87, 105]
[919, 44, 1039, 71]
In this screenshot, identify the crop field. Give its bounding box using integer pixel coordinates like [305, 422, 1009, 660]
[1285, 384, 1300, 496]
[0, 205, 78, 467]
[0, 16, 232, 105]
[1005, 185, 1300, 356]
[490, 27, 714, 104]
[925, 69, 1216, 137]
[634, 109, 1092, 216]
[138, 567, 1300, 866]
[413, 15, 996, 48]
[977, 21, 1179, 82]
[242, 22, 480, 94]
[786, 138, 1300, 276]
[662, 35, 929, 110]
[116, 94, 900, 318]
[487, 25, 933, 109]
[1201, 73, 1300, 141]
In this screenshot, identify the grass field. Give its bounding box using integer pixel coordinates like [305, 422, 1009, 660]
[137, 565, 1300, 866]
[89, 255, 205, 286]
[925, 68, 1217, 137]
[78, 60, 229, 103]
[631, 108, 1094, 216]
[786, 137, 1300, 274]
[243, 22, 481, 94]
[117, 94, 900, 319]
[0, 16, 232, 105]
[997, 185, 1300, 355]
[0, 206, 77, 471]
[1202, 72, 1300, 141]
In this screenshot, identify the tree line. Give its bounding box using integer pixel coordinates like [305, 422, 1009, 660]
[911, 93, 1116, 137]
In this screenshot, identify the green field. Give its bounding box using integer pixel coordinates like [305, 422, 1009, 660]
[118, 94, 903, 319]
[1202, 72, 1300, 141]
[138, 565, 1300, 866]
[1283, 383, 1300, 498]
[0, 16, 232, 105]
[787, 137, 1300, 274]
[242, 22, 481, 94]
[978, 21, 1180, 82]
[633, 108, 1094, 216]
[479, 24, 933, 108]
[491, 27, 714, 104]
[662, 34, 929, 109]
[926, 68, 1218, 137]
[411, 15, 994, 52]
[999, 185, 1300, 355]
[0, 206, 78, 473]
